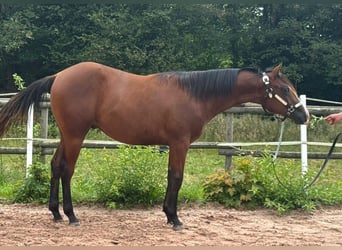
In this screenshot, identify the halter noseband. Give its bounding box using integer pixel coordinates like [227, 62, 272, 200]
[261, 72, 303, 120]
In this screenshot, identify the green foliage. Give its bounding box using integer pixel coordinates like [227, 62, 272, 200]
[309, 114, 325, 129]
[203, 153, 342, 214]
[12, 73, 26, 90]
[203, 157, 262, 208]
[86, 145, 167, 207]
[13, 162, 50, 204]
[253, 154, 315, 213]
[0, 4, 340, 100]
[0, 8, 35, 55]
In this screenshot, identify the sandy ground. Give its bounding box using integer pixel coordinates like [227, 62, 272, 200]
[0, 203, 342, 246]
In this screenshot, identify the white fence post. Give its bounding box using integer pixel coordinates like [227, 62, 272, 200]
[26, 104, 34, 177]
[300, 95, 308, 176]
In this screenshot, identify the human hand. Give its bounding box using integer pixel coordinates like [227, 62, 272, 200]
[325, 112, 342, 125]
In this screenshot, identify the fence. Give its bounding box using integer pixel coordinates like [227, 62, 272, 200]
[1, 94, 342, 175]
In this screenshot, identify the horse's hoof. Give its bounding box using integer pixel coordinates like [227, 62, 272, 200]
[172, 224, 184, 231]
[69, 221, 80, 226]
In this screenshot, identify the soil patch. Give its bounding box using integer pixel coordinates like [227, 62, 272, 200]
[1, 203, 342, 246]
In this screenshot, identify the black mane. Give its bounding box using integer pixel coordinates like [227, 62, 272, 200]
[158, 67, 261, 100]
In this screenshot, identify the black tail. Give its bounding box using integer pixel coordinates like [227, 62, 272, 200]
[0, 75, 56, 138]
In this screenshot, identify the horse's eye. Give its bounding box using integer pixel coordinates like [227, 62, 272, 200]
[281, 86, 290, 94]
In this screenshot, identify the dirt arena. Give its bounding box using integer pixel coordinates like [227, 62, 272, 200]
[0, 203, 342, 246]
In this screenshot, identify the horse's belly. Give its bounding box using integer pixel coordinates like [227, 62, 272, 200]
[100, 122, 168, 145]
[95, 108, 167, 145]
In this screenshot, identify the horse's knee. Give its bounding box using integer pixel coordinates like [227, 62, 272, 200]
[167, 169, 183, 187]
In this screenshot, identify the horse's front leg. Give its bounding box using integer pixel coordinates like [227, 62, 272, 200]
[163, 142, 189, 230]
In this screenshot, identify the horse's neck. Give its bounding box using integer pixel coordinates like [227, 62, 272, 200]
[201, 73, 264, 121]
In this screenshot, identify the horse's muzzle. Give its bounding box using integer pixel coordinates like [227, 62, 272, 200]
[291, 106, 310, 125]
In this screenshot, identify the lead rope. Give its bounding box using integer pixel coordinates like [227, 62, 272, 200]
[303, 132, 342, 190]
[272, 121, 342, 191]
[271, 121, 289, 189]
[272, 121, 285, 163]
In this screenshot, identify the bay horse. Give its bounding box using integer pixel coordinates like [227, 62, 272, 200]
[0, 62, 309, 230]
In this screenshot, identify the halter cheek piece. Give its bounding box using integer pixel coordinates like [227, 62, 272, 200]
[261, 72, 303, 120]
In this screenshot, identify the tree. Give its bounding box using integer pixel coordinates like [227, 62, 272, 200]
[0, 4, 340, 101]
[0, 6, 36, 91]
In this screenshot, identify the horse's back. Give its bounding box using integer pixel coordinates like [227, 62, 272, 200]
[49, 62, 204, 145]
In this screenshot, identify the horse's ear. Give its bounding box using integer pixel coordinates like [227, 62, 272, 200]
[272, 63, 282, 77]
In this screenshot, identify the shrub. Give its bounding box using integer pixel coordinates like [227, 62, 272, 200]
[93, 145, 167, 207]
[202, 153, 334, 214]
[13, 162, 50, 204]
[10, 145, 167, 207]
[203, 157, 263, 208]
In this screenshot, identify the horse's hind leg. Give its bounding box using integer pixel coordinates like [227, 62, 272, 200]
[49, 144, 64, 222]
[49, 137, 83, 225]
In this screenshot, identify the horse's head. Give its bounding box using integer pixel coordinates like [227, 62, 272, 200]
[261, 64, 309, 125]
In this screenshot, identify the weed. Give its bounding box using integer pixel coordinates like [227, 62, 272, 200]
[12, 73, 26, 91]
[13, 162, 50, 204]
